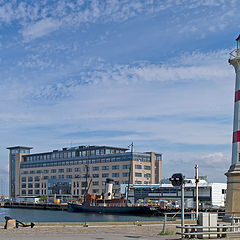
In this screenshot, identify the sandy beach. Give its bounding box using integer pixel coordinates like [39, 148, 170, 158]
[0, 223, 180, 240]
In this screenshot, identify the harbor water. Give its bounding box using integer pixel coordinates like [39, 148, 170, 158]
[0, 208, 163, 222]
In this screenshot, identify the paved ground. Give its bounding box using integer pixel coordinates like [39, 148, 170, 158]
[0, 224, 180, 240]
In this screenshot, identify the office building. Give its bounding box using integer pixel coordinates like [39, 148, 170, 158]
[7, 145, 162, 200]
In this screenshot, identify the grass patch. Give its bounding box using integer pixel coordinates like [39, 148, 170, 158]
[158, 231, 172, 235]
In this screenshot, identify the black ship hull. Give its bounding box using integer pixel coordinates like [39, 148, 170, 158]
[68, 203, 154, 215]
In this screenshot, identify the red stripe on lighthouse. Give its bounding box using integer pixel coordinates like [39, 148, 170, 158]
[233, 131, 240, 143]
[235, 90, 240, 102]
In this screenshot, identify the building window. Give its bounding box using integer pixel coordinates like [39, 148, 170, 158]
[93, 189, 99, 193]
[144, 181, 150, 184]
[135, 165, 142, 169]
[37, 170, 42, 173]
[58, 175, 64, 179]
[112, 173, 119, 178]
[93, 174, 99, 178]
[28, 177, 33, 182]
[102, 173, 109, 178]
[43, 170, 49, 173]
[35, 190, 40, 195]
[123, 165, 130, 169]
[22, 183, 26, 188]
[92, 166, 99, 171]
[112, 165, 119, 170]
[58, 169, 64, 173]
[74, 168, 81, 172]
[135, 173, 142, 177]
[67, 168, 72, 172]
[22, 177, 26, 182]
[74, 174, 80, 178]
[81, 182, 87, 187]
[66, 175, 72, 179]
[93, 181, 99, 186]
[35, 183, 40, 188]
[35, 176, 40, 181]
[114, 181, 119, 185]
[51, 169, 56, 173]
[102, 166, 109, 170]
[51, 176, 56, 179]
[44, 176, 49, 180]
[144, 173, 151, 178]
[28, 190, 33, 195]
[28, 183, 33, 188]
[22, 190, 26, 195]
[135, 181, 142, 184]
[144, 166, 151, 170]
[68, 152, 72, 158]
[123, 172, 129, 177]
[23, 171, 28, 174]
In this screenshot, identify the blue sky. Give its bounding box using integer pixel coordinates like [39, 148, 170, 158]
[0, 0, 238, 192]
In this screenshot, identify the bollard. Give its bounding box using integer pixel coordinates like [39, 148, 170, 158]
[4, 218, 16, 229]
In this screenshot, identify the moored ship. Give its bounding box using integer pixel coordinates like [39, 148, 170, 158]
[68, 178, 156, 215]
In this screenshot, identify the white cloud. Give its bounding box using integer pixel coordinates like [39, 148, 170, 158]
[0, 0, 237, 41]
[21, 18, 61, 41]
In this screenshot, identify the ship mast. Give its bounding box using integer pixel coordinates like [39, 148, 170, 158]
[126, 142, 134, 203]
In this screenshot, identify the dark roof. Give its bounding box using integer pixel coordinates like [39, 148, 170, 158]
[6, 146, 33, 150]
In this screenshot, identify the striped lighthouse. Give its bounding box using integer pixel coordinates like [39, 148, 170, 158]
[225, 35, 240, 216]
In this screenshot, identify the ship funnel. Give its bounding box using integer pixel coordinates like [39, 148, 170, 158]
[104, 178, 114, 200]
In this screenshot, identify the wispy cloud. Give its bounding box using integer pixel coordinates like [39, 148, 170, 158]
[21, 18, 61, 41]
[0, 0, 237, 183]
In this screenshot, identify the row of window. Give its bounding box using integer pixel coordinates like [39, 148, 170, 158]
[22, 180, 123, 190]
[21, 172, 131, 182]
[25, 148, 126, 162]
[22, 168, 81, 175]
[21, 172, 150, 183]
[135, 165, 151, 170]
[21, 164, 151, 175]
[22, 187, 123, 196]
[22, 190, 39, 195]
[21, 156, 135, 168]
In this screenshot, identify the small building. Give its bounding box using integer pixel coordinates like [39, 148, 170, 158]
[120, 179, 227, 207]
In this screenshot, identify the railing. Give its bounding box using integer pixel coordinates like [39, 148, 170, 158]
[176, 224, 240, 239]
[230, 49, 240, 60]
[162, 212, 197, 233]
[161, 212, 225, 234]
